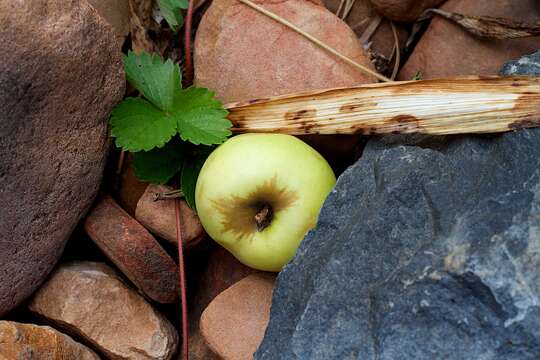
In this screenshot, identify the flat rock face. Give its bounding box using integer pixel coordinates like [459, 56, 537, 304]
[0, 321, 100, 360]
[256, 56, 540, 360]
[84, 194, 179, 304]
[29, 262, 178, 360]
[0, 0, 124, 316]
[200, 274, 276, 360]
[399, 0, 540, 79]
[194, 0, 375, 103]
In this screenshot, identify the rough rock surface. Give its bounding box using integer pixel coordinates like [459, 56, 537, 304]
[0, 321, 100, 360]
[29, 262, 178, 360]
[501, 50, 540, 76]
[399, 0, 540, 79]
[0, 0, 124, 316]
[84, 195, 178, 303]
[256, 56, 540, 359]
[194, 0, 375, 103]
[201, 273, 276, 360]
[136, 184, 205, 248]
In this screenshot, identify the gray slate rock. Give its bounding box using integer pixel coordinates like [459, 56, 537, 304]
[256, 54, 540, 359]
[501, 50, 540, 76]
[0, 0, 124, 316]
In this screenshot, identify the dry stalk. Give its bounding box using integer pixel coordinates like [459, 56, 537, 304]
[226, 76, 540, 135]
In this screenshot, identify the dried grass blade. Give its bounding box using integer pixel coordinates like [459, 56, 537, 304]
[427, 8, 540, 39]
[225, 76, 540, 136]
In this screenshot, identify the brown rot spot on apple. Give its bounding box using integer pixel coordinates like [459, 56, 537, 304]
[211, 175, 299, 241]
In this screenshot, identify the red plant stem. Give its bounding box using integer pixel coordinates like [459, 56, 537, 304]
[183, 0, 195, 86]
[175, 197, 189, 360]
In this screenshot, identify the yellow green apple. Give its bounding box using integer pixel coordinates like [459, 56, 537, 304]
[195, 133, 336, 271]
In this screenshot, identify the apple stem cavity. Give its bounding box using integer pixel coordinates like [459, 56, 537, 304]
[254, 204, 273, 232]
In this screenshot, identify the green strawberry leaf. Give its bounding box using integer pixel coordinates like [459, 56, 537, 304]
[158, 0, 189, 32]
[174, 87, 232, 146]
[110, 97, 177, 152]
[133, 140, 185, 184]
[181, 145, 214, 208]
[123, 51, 181, 112]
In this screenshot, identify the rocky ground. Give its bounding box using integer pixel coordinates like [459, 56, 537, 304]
[1, 0, 539, 359]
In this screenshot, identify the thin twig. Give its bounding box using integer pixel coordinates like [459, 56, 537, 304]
[390, 21, 400, 80]
[336, 0, 345, 19]
[152, 189, 184, 201]
[342, 0, 357, 21]
[237, 0, 392, 83]
[113, 150, 126, 191]
[183, 0, 195, 86]
[358, 15, 382, 46]
[175, 192, 189, 360]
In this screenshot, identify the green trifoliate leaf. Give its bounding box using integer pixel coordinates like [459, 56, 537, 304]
[158, 0, 189, 32]
[110, 97, 177, 152]
[123, 51, 181, 112]
[181, 146, 214, 208]
[133, 140, 185, 184]
[174, 87, 232, 146]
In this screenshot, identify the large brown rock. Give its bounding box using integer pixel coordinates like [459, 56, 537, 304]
[370, 0, 446, 22]
[200, 274, 276, 360]
[0, 0, 124, 316]
[84, 194, 179, 304]
[194, 0, 376, 103]
[0, 321, 100, 360]
[399, 0, 540, 79]
[29, 262, 178, 360]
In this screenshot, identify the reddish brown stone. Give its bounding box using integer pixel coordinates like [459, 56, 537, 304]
[0, 0, 124, 316]
[186, 245, 259, 359]
[0, 321, 100, 360]
[370, 0, 446, 22]
[84, 194, 178, 303]
[136, 184, 205, 248]
[194, 0, 376, 104]
[29, 262, 178, 360]
[399, 0, 540, 80]
[200, 274, 277, 360]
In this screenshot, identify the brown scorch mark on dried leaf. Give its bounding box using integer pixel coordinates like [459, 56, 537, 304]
[285, 109, 317, 122]
[509, 119, 540, 130]
[211, 175, 299, 241]
[339, 100, 377, 113]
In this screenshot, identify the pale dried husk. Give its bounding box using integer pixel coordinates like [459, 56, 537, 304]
[226, 76, 540, 135]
